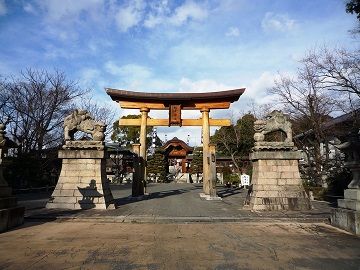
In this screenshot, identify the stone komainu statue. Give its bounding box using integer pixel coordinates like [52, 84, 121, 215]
[63, 109, 106, 141]
[254, 110, 293, 143]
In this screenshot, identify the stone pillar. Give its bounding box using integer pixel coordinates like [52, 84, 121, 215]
[249, 151, 311, 210]
[209, 144, 218, 197]
[201, 108, 210, 195]
[47, 144, 114, 210]
[132, 143, 144, 197]
[331, 134, 360, 235]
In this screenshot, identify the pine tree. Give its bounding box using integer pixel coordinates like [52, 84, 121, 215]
[190, 147, 203, 174]
[147, 148, 167, 182]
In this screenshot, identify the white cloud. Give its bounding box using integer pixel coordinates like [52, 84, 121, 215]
[261, 12, 296, 33]
[144, 13, 164, 28]
[225, 26, 240, 37]
[143, 0, 169, 28]
[0, 0, 7, 16]
[79, 68, 101, 86]
[43, 44, 77, 59]
[178, 78, 234, 93]
[36, 0, 104, 22]
[23, 3, 36, 14]
[105, 62, 151, 79]
[104, 61, 175, 91]
[243, 71, 281, 105]
[35, 0, 208, 33]
[144, 1, 208, 29]
[115, 0, 145, 32]
[169, 1, 208, 26]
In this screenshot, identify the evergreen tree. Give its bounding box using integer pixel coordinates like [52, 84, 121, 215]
[190, 147, 203, 174]
[147, 148, 167, 182]
[211, 113, 255, 173]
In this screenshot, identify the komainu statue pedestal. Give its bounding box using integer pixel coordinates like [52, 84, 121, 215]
[47, 143, 114, 210]
[47, 110, 114, 210]
[249, 111, 311, 211]
[250, 149, 311, 210]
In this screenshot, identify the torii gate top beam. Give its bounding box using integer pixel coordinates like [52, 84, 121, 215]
[105, 88, 245, 110]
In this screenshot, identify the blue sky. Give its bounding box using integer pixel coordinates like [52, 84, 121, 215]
[0, 0, 358, 144]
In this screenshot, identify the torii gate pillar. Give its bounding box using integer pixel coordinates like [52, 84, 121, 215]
[201, 108, 211, 195]
[139, 108, 149, 159]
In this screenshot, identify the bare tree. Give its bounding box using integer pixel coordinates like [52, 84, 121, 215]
[4, 69, 86, 153]
[0, 77, 12, 124]
[269, 57, 346, 186]
[248, 101, 274, 119]
[303, 47, 360, 103]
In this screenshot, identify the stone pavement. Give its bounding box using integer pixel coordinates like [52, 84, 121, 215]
[1, 183, 358, 269]
[22, 183, 331, 223]
[0, 221, 359, 270]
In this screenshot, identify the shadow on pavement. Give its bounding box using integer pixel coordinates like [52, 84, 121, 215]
[114, 185, 201, 207]
[3, 208, 84, 233]
[217, 187, 243, 198]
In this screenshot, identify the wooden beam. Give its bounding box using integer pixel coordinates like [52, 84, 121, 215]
[119, 118, 231, 127]
[182, 119, 231, 126]
[193, 102, 230, 110]
[119, 101, 231, 110]
[119, 101, 166, 109]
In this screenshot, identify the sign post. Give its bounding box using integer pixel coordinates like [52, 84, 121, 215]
[241, 174, 250, 188]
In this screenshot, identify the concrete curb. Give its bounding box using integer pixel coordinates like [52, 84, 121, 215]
[25, 214, 330, 224]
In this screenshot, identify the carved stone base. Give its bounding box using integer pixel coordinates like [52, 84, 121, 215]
[249, 151, 311, 211]
[46, 149, 114, 210]
[63, 140, 104, 150]
[331, 189, 360, 235]
[253, 141, 296, 151]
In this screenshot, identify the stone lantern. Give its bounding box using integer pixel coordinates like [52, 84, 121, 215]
[331, 130, 360, 235]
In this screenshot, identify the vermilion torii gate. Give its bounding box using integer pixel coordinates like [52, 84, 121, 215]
[106, 88, 245, 198]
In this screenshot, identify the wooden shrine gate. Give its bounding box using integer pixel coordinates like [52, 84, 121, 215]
[106, 88, 245, 199]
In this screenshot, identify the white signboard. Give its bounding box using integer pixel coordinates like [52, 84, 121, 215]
[241, 174, 250, 186]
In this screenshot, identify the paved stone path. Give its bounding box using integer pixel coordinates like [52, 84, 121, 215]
[22, 183, 331, 222]
[0, 221, 359, 270]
